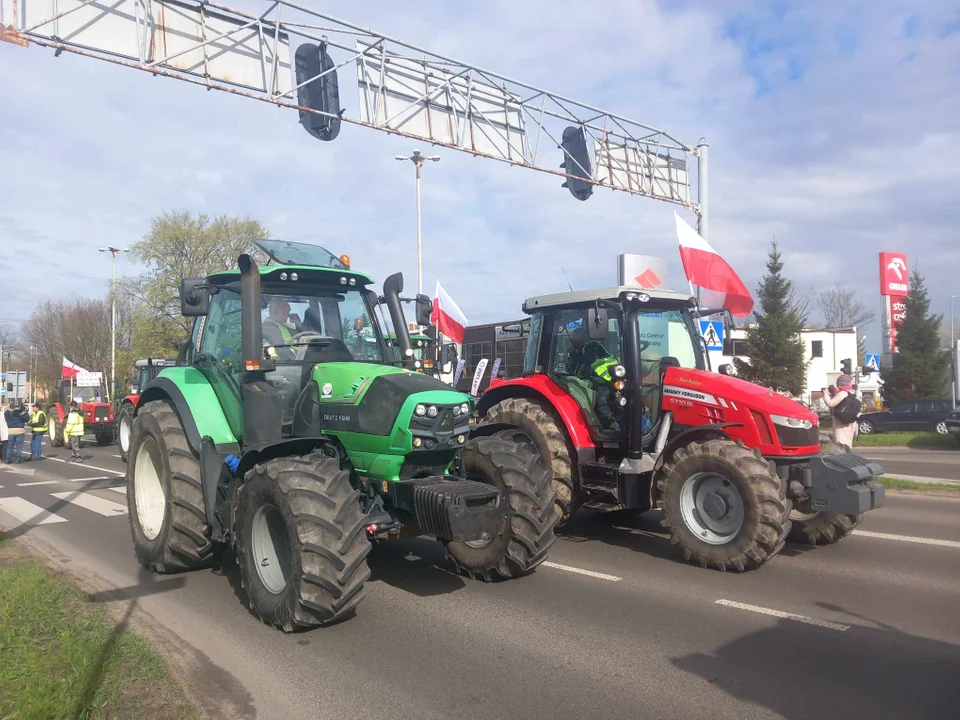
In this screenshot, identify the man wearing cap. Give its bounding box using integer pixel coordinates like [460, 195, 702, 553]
[64, 400, 86, 463]
[26, 402, 48, 461]
[567, 327, 621, 431]
[822, 374, 858, 449]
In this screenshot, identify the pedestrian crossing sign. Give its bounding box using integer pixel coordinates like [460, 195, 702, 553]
[864, 353, 880, 372]
[699, 320, 724, 351]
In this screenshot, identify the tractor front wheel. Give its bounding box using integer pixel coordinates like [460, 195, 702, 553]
[788, 439, 863, 545]
[96, 431, 114, 446]
[128, 399, 218, 573]
[234, 454, 371, 632]
[656, 439, 791, 572]
[48, 411, 64, 447]
[445, 437, 559, 581]
[117, 403, 134, 461]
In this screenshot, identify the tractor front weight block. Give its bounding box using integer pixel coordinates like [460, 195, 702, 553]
[803, 453, 886, 515]
[392, 477, 506, 544]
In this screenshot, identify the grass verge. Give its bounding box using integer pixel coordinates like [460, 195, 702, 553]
[855, 431, 958, 449]
[0, 538, 198, 720]
[879, 477, 960, 492]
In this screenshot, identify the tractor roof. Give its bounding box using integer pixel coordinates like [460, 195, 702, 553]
[207, 264, 374, 286]
[523, 286, 696, 313]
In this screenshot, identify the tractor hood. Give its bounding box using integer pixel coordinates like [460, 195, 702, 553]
[663, 367, 818, 422]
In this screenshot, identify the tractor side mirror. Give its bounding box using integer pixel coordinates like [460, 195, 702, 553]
[587, 307, 609, 340]
[179, 278, 211, 317]
[718, 364, 734, 376]
[415, 294, 433, 327]
[441, 343, 458, 366]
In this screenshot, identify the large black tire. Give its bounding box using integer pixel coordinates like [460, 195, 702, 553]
[656, 439, 792, 572]
[445, 437, 559, 581]
[95, 431, 114, 446]
[48, 410, 64, 447]
[787, 439, 863, 545]
[234, 454, 371, 632]
[485, 398, 576, 523]
[127, 399, 218, 573]
[116, 402, 134, 462]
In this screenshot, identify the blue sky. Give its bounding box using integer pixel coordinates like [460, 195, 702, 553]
[1, 0, 959, 355]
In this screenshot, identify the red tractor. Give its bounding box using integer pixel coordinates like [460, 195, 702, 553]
[48, 376, 115, 447]
[116, 358, 176, 461]
[478, 286, 885, 571]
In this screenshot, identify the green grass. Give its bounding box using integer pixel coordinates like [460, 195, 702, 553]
[854, 431, 958, 449]
[879, 477, 960, 492]
[0, 544, 198, 720]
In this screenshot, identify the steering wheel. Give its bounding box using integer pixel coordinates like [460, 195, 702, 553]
[289, 331, 330, 360]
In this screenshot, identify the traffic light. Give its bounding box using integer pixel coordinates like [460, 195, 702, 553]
[294, 42, 341, 141]
[841, 358, 853, 375]
[560, 126, 593, 201]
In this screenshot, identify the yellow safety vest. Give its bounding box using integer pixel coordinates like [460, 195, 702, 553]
[31, 410, 48, 433]
[264, 318, 293, 343]
[64, 411, 85, 437]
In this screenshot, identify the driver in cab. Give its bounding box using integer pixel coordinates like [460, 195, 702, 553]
[567, 326, 621, 432]
[262, 298, 302, 359]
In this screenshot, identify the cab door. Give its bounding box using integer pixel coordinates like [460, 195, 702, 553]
[195, 289, 245, 441]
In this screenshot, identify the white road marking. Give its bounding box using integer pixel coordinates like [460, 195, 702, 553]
[854, 529, 960, 549]
[112, 454, 122, 459]
[880, 473, 960, 486]
[0, 466, 35, 476]
[715, 599, 850, 631]
[68, 476, 112, 483]
[45, 456, 124, 476]
[17, 480, 59, 487]
[542, 561, 622, 582]
[106, 485, 127, 495]
[50, 492, 127, 517]
[0, 497, 68, 525]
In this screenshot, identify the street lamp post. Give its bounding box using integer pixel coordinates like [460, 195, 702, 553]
[951, 294, 960, 408]
[99, 246, 128, 403]
[396, 149, 440, 295]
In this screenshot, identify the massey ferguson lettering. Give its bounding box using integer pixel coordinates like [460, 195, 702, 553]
[663, 385, 718, 406]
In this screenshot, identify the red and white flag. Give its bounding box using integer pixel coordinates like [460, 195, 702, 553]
[61, 357, 87, 380]
[431, 281, 468, 344]
[675, 212, 754, 317]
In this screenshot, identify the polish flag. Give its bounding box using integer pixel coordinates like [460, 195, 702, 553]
[675, 212, 754, 317]
[431, 281, 468, 344]
[61, 357, 87, 379]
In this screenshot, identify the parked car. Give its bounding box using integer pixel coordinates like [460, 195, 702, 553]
[945, 406, 960, 442]
[858, 399, 954, 435]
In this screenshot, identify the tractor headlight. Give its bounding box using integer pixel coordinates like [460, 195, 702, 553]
[613, 364, 626, 378]
[618, 396, 628, 407]
[413, 437, 422, 448]
[427, 405, 438, 418]
[460, 403, 469, 416]
[415, 404, 426, 417]
[770, 414, 813, 430]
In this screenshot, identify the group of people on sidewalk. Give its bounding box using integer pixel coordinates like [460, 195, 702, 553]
[1, 400, 86, 464]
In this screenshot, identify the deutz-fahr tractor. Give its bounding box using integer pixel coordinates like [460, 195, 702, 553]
[48, 376, 114, 447]
[116, 358, 176, 461]
[478, 286, 885, 572]
[126, 240, 558, 632]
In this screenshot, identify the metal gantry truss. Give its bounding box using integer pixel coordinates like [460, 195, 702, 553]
[2, 0, 705, 216]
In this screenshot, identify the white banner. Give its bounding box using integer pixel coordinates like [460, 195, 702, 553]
[75, 371, 103, 388]
[470, 358, 489, 397]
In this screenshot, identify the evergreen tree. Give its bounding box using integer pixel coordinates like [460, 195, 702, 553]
[880, 269, 948, 406]
[733, 241, 808, 396]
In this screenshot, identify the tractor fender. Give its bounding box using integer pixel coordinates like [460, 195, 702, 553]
[138, 375, 238, 456]
[475, 376, 596, 448]
[650, 423, 743, 503]
[234, 437, 343, 482]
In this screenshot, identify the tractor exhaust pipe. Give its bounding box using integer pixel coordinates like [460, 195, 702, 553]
[238, 253, 282, 448]
[382, 272, 416, 369]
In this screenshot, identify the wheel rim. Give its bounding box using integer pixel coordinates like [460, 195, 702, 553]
[251, 505, 292, 595]
[48, 418, 56, 440]
[679, 472, 745, 545]
[859, 421, 874, 434]
[119, 415, 131, 452]
[134, 436, 166, 541]
[935, 421, 948, 435]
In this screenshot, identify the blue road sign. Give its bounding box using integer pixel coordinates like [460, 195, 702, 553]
[864, 353, 880, 371]
[699, 320, 724, 351]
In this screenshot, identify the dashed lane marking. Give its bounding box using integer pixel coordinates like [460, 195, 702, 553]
[854, 529, 960, 549]
[715, 599, 850, 631]
[45, 456, 124, 476]
[542, 561, 622, 582]
[16, 480, 59, 487]
[68, 476, 113, 483]
[50, 492, 127, 517]
[0, 497, 68, 525]
[106, 486, 127, 495]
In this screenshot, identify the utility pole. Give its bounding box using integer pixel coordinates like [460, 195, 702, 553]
[951, 294, 960, 409]
[396, 149, 440, 295]
[99, 246, 128, 402]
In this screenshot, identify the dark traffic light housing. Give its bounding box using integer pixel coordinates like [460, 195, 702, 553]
[841, 358, 853, 375]
[294, 42, 341, 141]
[560, 126, 593, 201]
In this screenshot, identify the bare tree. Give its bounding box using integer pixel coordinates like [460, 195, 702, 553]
[817, 285, 876, 329]
[0, 323, 16, 348]
[791, 288, 816, 326]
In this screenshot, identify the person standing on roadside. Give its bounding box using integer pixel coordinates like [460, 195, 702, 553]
[27, 402, 48, 461]
[0, 402, 8, 461]
[4, 401, 29, 464]
[64, 400, 85, 463]
[822, 374, 858, 450]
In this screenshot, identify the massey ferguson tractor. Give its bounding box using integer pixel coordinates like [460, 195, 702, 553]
[477, 286, 885, 572]
[116, 358, 176, 461]
[48, 375, 115, 447]
[126, 240, 558, 632]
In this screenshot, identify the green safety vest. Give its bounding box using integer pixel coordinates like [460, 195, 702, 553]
[31, 410, 47, 433]
[589, 355, 619, 382]
[64, 411, 85, 437]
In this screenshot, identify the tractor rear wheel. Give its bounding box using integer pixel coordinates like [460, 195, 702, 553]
[485, 398, 576, 523]
[234, 454, 371, 632]
[445, 437, 559, 581]
[656, 439, 791, 572]
[96, 431, 113, 446]
[117, 403, 134, 462]
[787, 439, 863, 545]
[48, 411, 64, 447]
[128, 399, 218, 573]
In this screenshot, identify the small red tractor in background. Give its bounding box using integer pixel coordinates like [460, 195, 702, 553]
[48, 376, 115, 447]
[478, 286, 885, 572]
[116, 358, 176, 461]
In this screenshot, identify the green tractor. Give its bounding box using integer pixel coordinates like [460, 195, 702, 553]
[126, 240, 559, 632]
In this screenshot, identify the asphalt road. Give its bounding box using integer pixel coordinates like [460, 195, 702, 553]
[857, 446, 959, 482]
[2, 437, 959, 720]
